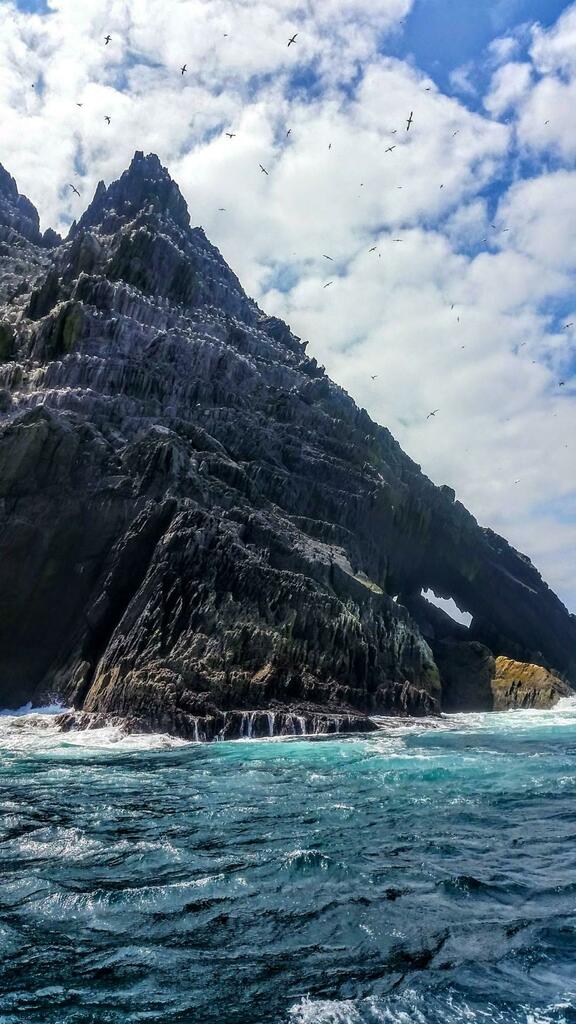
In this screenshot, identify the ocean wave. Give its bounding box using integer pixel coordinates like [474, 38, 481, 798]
[287, 991, 576, 1024]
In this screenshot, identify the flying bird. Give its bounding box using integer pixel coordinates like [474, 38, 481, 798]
[76, 103, 83, 107]
[226, 132, 236, 138]
[286, 128, 292, 136]
[385, 146, 396, 153]
[104, 115, 111, 124]
[392, 238, 403, 242]
[323, 281, 333, 288]
[559, 381, 566, 386]
[370, 375, 378, 380]
[218, 207, 226, 211]
[181, 64, 187, 75]
[563, 322, 574, 329]
[328, 143, 332, 149]
[287, 33, 298, 46]
[369, 246, 377, 252]
[69, 184, 81, 197]
[104, 34, 111, 45]
[406, 111, 414, 131]
[322, 255, 334, 261]
[259, 164, 269, 175]
[427, 410, 439, 419]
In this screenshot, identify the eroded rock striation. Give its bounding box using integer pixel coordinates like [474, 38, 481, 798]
[0, 152, 574, 737]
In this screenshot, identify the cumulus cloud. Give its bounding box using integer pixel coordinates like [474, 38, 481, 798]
[0, 0, 574, 610]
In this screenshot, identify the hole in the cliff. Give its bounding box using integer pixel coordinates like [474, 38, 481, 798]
[422, 589, 472, 628]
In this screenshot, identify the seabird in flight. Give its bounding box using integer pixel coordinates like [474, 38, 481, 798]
[371, 375, 378, 380]
[427, 409, 439, 419]
[104, 115, 111, 124]
[104, 34, 111, 45]
[323, 281, 333, 288]
[406, 111, 414, 131]
[259, 164, 269, 175]
[287, 33, 298, 46]
[69, 184, 81, 197]
[226, 132, 236, 138]
[322, 255, 334, 260]
[385, 146, 396, 153]
[181, 64, 187, 75]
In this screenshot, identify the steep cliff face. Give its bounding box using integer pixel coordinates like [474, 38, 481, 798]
[0, 152, 574, 737]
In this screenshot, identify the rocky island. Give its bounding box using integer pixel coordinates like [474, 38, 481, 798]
[0, 152, 574, 739]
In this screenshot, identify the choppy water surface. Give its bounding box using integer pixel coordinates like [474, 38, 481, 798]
[1, 701, 575, 1024]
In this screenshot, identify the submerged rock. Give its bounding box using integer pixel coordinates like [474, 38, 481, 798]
[0, 152, 574, 735]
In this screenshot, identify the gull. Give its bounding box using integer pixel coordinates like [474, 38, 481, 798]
[259, 164, 269, 175]
[69, 183, 81, 197]
[286, 128, 292, 136]
[391, 129, 398, 134]
[559, 381, 566, 387]
[406, 111, 414, 131]
[323, 281, 333, 288]
[371, 374, 378, 380]
[385, 146, 396, 153]
[181, 64, 187, 75]
[104, 34, 111, 45]
[218, 207, 226, 211]
[104, 115, 111, 124]
[563, 322, 574, 329]
[453, 130, 459, 136]
[288, 33, 298, 46]
[226, 132, 236, 138]
[322, 255, 334, 260]
[369, 246, 377, 252]
[545, 120, 550, 125]
[427, 409, 439, 419]
[76, 103, 83, 107]
[392, 238, 403, 242]
[328, 142, 332, 149]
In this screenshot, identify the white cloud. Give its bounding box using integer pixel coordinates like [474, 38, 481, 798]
[0, 0, 575, 611]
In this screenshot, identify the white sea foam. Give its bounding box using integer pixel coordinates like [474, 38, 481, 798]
[0, 707, 189, 754]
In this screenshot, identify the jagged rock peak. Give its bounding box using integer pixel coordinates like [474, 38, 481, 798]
[0, 160, 41, 244]
[69, 151, 191, 239]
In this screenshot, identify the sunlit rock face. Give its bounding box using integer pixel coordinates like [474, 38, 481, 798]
[0, 152, 574, 736]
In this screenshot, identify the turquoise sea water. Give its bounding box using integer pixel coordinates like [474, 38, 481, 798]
[1, 701, 575, 1024]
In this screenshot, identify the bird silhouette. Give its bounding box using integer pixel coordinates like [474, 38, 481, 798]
[370, 375, 378, 380]
[369, 246, 377, 252]
[226, 132, 236, 138]
[181, 64, 187, 75]
[287, 33, 298, 46]
[286, 128, 292, 137]
[104, 115, 111, 124]
[259, 164, 269, 175]
[104, 34, 111, 45]
[563, 323, 574, 329]
[322, 255, 334, 261]
[323, 281, 333, 288]
[427, 409, 439, 419]
[385, 146, 396, 153]
[69, 184, 81, 197]
[406, 111, 414, 131]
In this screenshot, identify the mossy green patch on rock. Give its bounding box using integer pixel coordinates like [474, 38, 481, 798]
[0, 321, 15, 361]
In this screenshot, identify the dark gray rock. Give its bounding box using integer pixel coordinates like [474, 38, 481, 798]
[0, 152, 574, 737]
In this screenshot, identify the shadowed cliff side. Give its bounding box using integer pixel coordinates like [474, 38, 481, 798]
[0, 152, 574, 737]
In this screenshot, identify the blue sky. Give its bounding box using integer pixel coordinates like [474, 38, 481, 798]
[1, 0, 576, 611]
